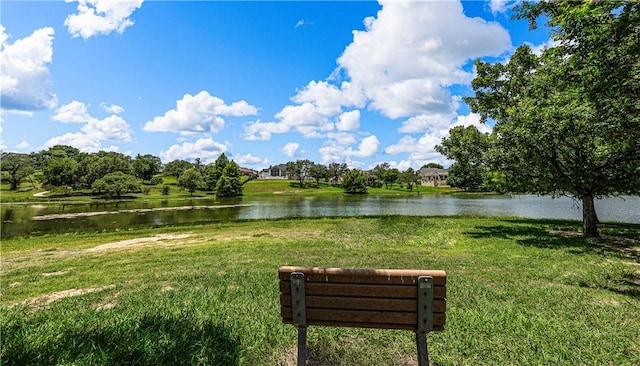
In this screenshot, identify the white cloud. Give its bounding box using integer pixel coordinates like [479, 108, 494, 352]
[336, 110, 360, 131]
[274, 102, 334, 138]
[233, 153, 267, 166]
[159, 138, 228, 163]
[100, 102, 125, 114]
[244, 120, 291, 141]
[0, 26, 57, 111]
[144, 91, 258, 135]
[243, 81, 365, 141]
[385, 134, 444, 166]
[46, 101, 132, 152]
[351, 135, 380, 158]
[489, 0, 520, 15]
[399, 113, 456, 134]
[16, 140, 31, 150]
[281, 142, 300, 157]
[319, 135, 380, 164]
[64, 0, 144, 40]
[292, 81, 365, 115]
[385, 112, 491, 168]
[326, 132, 357, 146]
[337, 0, 511, 119]
[249, 0, 511, 154]
[52, 100, 91, 123]
[526, 38, 560, 56]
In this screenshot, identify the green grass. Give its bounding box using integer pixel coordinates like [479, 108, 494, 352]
[2, 216, 639, 365]
[1, 178, 458, 203]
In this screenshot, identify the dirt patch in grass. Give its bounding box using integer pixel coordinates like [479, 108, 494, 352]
[12, 285, 116, 308]
[86, 233, 192, 252]
[550, 230, 640, 259]
[42, 271, 68, 277]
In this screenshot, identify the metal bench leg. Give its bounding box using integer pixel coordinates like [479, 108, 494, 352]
[297, 326, 307, 366]
[417, 332, 429, 366]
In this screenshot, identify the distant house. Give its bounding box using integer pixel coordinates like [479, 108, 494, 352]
[1, 152, 30, 161]
[239, 167, 258, 178]
[418, 167, 448, 187]
[259, 164, 288, 179]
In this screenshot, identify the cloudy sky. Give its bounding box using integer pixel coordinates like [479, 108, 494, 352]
[1, 0, 550, 170]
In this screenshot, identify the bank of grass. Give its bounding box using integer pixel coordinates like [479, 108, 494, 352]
[0, 178, 458, 203]
[2, 216, 639, 365]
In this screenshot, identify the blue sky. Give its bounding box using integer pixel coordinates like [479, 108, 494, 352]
[1, 0, 550, 170]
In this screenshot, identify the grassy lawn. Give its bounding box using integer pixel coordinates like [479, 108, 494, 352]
[0, 178, 458, 203]
[2, 216, 639, 365]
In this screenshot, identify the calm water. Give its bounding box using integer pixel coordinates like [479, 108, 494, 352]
[1, 195, 639, 238]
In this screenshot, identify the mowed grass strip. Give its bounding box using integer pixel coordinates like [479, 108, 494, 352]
[2, 216, 639, 365]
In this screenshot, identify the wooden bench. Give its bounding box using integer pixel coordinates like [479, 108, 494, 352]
[279, 266, 447, 366]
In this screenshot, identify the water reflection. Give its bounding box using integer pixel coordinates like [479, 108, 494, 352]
[2, 194, 638, 238]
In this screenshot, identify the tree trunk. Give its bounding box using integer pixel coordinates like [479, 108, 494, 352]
[581, 192, 599, 238]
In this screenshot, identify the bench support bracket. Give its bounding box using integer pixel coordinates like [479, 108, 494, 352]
[416, 275, 434, 366]
[416, 332, 429, 366]
[297, 327, 307, 366]
[291, 272, 308, 366]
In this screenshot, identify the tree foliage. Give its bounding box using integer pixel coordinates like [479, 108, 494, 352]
[370, 162, 390, 188]
[41, 157, 78, 188]
[464, 0, 640, 237]
[398, 168, 420, 191]
[132, 154, 162, 181]
[382, 168, 400, 189]
[421, 163, 444, 169]
[435, 125, 490, 192]
[178, 168, 204, 196]
[327, 163, 348, 185]
[342, 169, 368, 194]
[309, 163, 330, 186]
[163, 160, 193, 178]
[77, 151, 132, 188]
[286, 159, 313, 187]
[204, 153, 229, 191]
[1, 154, 34, 190]
[215, 161, 243, 197]
[92, 172, 140, 197]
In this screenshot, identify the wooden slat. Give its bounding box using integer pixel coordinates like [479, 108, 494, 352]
[279, 266, 446, 286]
[279, 281, 446, 299]
[281, 308, 446, 327]
[280, 294, 446, 313]
[281, 319, 446, 332]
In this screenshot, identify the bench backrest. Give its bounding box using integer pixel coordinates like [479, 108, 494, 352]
[279, 266, 446, 332]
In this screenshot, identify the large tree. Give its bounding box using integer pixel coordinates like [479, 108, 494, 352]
[342, 169, 368, 194]
[327, 162, 348, 185]
[435, 125, 490, 192]
[382, 168, 400, 189]
[132, 154, 162, 182]
[398, 168, 420, 191]
[309, 163, 330, 186]
[1, 154, 34, 190]
[465, 1, 640, 237]
[204, 153, 229, 190]
[163, 159, 192, 178]
[215, 161, 243, 197]
[77, 151, 132, 188]
[178, 168, 204, 196]
[286, 159, 313, 187]
[92, 172, 140, 198]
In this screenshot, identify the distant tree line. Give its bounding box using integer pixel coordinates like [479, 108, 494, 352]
[284, 159, 442, 194]
[0, 145, 245, 198]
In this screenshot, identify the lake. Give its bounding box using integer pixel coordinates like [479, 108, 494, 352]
[1, 194, 639, 238]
